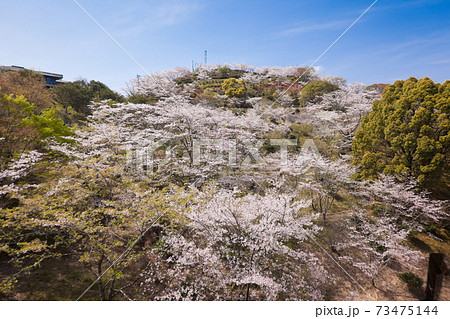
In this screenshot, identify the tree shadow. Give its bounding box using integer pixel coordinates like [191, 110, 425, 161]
[408, 236, 433, 253]
[408, 286, 425, 300]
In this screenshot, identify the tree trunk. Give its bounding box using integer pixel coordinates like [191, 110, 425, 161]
[425, 253, 446, 301]
[245, 283, 250, 301]
[97, 255, 106, 301]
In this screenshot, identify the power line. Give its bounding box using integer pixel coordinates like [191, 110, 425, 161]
[76, 211, 166, 301]
[71, 0, 168, 95]
[271, 0, 379, 108]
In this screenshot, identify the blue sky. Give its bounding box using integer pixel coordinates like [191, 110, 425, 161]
[1, 0, 449, 93]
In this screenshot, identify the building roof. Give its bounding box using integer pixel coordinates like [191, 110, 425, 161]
[0, 65, 63, 79]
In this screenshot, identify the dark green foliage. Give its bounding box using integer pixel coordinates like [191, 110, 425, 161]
[52, 80, 92, 114]
[423, 223, 438, 235]
[127, 94, 158, 104]
[299, 80, 338, 106]
[89, 80, 125, 103]
[369, 241, 387, 253]
[218, 66, 231, 74]
[398, 272, 423, 287]
[208, 67, 245, 79]
[352, 77, 449, 195]
[262, 141, 277, 154]
[52, 80, 124, 115]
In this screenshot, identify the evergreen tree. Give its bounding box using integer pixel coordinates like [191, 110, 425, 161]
[353, 77, 449, 196]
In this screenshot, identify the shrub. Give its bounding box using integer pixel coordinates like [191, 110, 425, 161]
[289, 123, 313, 139]
[127, 94, 157, 104]
[222, 78, 247, 98]
[218, 66, 231, 74]
[299, 80, 338, 106]
[398, 272, 423, 287]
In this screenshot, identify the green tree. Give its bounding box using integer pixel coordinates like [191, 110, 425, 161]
[0, 69, 54, 112]
[52, 80, 124, 115]
[352, 77, 449, 195]
[299, 80, 337, 106]
[0, 157, 189, 299]
[0, 90, 73, 162]
[22, 108, 73, 143]
[52, 80, 92, 114]
[89, 80, 125, 102]
[222, 78, 247, 98]
[126, 94, 157, 104]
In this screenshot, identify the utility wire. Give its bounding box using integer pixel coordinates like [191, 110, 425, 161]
[71, 0, 168, 94]
[76, 211, 166, 301]
[270, 0, 379, 108]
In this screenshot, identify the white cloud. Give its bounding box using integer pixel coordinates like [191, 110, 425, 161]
[114, 0, 204, 37]
[369, 33, 450, 57]
[274, 20, 349, 38]
[155, 0, 202, 27]
[429, 58, 450, 65]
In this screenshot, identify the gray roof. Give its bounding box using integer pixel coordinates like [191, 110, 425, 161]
[0, 65, 63, 79]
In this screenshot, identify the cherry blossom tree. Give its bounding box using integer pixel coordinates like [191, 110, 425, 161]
[283, 84, 379, 157]
[127, 67, 191, 98]
[142, 187, 328, 300]
[0, 150, 42, 185]
[3, 62, 447, 302]
[358, 175, 447, 229]
[336, 212, 424, 289]
[65, 94, 286, 189]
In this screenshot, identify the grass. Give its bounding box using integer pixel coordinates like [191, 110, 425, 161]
[410, 232, 450, 255]
[398, 272, 424, 287]
[11, 256, 100, 301]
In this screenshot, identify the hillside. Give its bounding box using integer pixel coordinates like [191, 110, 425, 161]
[0, 65, 449, 301]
